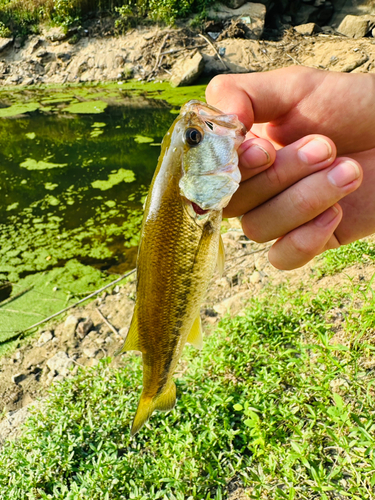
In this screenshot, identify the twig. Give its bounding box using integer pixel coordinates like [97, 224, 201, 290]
[226, 246, 272, 262]
[0, 286, 34, 308]
[96, 307, 122, 338]
[286, 53, 300, 65]
[160, 44, 207, 56]
[0, 268, 136, 345]
[149, 33, 169, 78]
[199, 33, 228, 70]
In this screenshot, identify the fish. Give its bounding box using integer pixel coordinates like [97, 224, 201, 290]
[120, 100, 246, 435]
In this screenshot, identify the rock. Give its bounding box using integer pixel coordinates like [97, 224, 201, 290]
[249, 270, 262, 284]
[46, 351, 73, 375]
[45, 27, 67, 42]
[23, 77, 35, 86]
[293, 2, 333, 26]
[12, 373, 26, 385]
[57, 52, 72, 62]
[337, 15, 370, 38]
[76, 318, 93, 339]
[171, 52, 205, 87]
[83, 346, 99, 358]
[63, 315, 79, 337]
[14, 36, 22, 49]
[0, 400, 43, 449]
[36, 330, 53, 347]
[294, 22, 320, 35]
[0, 37, 12, 53]
[208, 2, 266, 40]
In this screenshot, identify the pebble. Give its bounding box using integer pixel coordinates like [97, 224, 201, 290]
[36, 330, 53, 347]
[76, 318, 93, 339]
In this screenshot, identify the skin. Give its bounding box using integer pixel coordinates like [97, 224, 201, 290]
[206, 66, 375, 270]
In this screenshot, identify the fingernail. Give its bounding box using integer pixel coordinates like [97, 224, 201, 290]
[239, 143, 270, 168]
[298, 139, 332, 165]
[314, 206, 339, 227]
[327, 160, 360, 187]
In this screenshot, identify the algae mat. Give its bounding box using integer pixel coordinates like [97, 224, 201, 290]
[0, 82, 206, 347]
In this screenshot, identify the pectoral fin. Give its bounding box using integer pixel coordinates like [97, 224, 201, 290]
[131, 381, 176, 436]
[187, 314, 203, 350]
[118, 310, 142, 353]
[217, 234, 225, 276]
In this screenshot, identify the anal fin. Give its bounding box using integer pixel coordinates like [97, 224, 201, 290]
[118, 309, 142, 353]
[187, 314, 203, 350]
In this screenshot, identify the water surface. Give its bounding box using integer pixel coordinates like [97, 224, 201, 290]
[0, 82, 206, 346]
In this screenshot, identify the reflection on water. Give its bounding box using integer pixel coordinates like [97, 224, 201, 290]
[0, 99, 174, 283]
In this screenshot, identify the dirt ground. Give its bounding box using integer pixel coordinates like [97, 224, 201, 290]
[0, 21, 374, 87]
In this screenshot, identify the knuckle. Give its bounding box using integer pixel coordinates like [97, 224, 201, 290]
[264, 163, 287, 188]
[292, 184, 321, 216]
[288, 231, 316, 258]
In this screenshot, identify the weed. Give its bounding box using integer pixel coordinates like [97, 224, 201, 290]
[0, 282, 374, 498]
[318, 239, 375, 276]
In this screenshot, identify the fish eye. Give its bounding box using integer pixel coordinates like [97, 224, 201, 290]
[185, 127, 203, 146]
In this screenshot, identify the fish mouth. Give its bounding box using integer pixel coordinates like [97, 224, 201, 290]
[191, 202, 209, 216]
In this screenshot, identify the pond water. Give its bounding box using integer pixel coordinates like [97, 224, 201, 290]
[0, 82, 206, 347]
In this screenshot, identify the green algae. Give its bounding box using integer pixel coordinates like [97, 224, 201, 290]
[134, 134, 154, 144]
[20, 158, 68, 170]
[0, 81, 208, 345]
[91, 168, 136, 191]
[0, 102, 40, 118]
[64, 100, 108, 114]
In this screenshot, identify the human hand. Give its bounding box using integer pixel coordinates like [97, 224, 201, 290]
[206, 66, 375, 269]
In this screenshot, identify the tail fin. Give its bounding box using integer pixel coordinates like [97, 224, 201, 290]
[131, 381, 176, 436]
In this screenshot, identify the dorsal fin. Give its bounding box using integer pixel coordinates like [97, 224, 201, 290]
[217, 234, 225, 276]
[118, 309, 142, 353]
[187, 313, 203, 350]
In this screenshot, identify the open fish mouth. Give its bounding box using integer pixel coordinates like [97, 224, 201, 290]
[178, 100, 246, 214]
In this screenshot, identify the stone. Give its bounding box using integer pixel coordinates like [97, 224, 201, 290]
[300, 40, 369, 72]
[36, 330, 53, 347]
[57, 52, 72, 62]
[14, 36, 22, 49]
[46, 351, 73, 375]
[337, 15, 370, 38]
[0, 37, 12, 53]
[171, 52, 205, 87]
[12, 373, 26, 385]
[208, 2, 266, 39]
[249, 270, 262, 284]
[294, 22, 320, 35]
[76, 318, 93, 339]
[63, 315, 79, 337]
[83, 346, 99, 358]
[45, 26, 67, 42]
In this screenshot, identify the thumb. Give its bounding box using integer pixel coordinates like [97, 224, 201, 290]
[205, 66, 322, 132]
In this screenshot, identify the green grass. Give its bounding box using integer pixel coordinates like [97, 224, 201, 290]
[318, 239, 375, 276]
[1, 279, 375, 498]
[0, 0, 215, 36]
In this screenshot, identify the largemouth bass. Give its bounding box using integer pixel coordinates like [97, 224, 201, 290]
[121, 100, 246, 435]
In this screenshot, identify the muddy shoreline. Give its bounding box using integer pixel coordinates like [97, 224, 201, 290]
[0, 22, 374, 89]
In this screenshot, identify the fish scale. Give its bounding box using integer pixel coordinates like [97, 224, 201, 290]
[120, 100, 246, 435]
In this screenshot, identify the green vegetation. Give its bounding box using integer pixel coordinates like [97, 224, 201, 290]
[0, 0, 216, 37]
[318, 239, 375, 276]
[1, 277, 374, 498]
